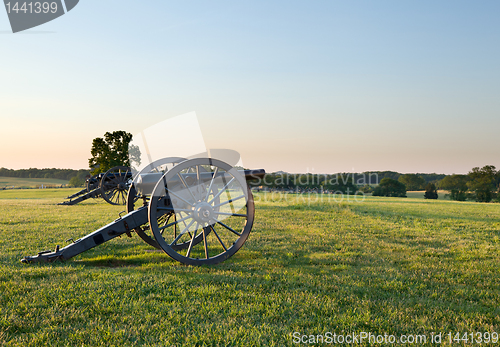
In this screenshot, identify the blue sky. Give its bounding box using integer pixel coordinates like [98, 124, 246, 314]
[1, 1, 499, 174]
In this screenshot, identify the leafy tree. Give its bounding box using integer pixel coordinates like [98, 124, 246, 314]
[358, 185, 374, 194]
[467, 165, 497, 202]
[372, 178, 407, 197]
[424, 183, 438, 199]
[68, 176, 84, 187]
[353, 171, 400, 185]
[417, 173, 447, 184]
[88, 131, 133, 175]
[398, 174, 426, 191]
[438, 174, 469, 201]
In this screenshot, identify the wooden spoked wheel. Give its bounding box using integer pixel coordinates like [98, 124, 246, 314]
[126, 157, 202, 250]
[148, 158, 254, 265]
[86, 173, 100, 193]
[100, 166, 132, 205]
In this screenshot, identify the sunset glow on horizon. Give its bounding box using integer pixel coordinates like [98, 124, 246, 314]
[1, 1, 499, 175]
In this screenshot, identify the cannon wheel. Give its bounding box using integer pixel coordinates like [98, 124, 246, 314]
[126, 157, 218, 251]
[127, 158, 186, 249]
[100, 166, 132, 205]
[86, 173, 100, 193]
[148, 158, 254, 265]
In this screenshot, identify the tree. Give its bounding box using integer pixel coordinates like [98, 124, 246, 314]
[467, 165, 497, 202]
[358, 185, 374, 194]
[496, 171, 500, 203]
[372, 178, 407, 197]
[68, 176, 84, 187]
[424, 183, 438, 199]
[88, 131, 133, 175]
[438, 174, 469, 201]
[398, 174, 426, 191]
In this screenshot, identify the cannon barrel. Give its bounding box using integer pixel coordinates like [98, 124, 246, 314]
[136, 169, 265, 197]
[139, 169, 264, 182]
[241, 169, 265, 180]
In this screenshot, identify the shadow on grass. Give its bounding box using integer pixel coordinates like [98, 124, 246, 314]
[75, 253, 170, 267]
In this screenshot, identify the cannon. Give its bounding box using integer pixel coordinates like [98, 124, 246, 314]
[22, 158, 265, 266]
[59, 166, 133, 206]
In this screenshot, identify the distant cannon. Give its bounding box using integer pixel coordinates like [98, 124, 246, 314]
[59, 166, 133, 206]
[23, 158, 265, 266]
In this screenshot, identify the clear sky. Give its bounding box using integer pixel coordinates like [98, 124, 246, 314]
[1, 1, 499, 174]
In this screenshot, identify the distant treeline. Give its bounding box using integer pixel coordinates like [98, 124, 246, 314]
[250, 172, 358, 194]
[255, 171, 447, 193]
[257, 167, 500, 203]
[0, 168, 90, 181]
[350, 171, 446, 185]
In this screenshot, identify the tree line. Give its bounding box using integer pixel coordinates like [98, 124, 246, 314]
[255, 165, 500, 203]
[368, 165, 500, 202]
[250, 172, 358, 194]
[254, 171, 447, 192]
[438, 165, 500, 202]
[351, 171, 446, 186]
[0, 167, 90, 181]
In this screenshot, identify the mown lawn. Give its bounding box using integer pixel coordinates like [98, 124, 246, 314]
[0, 189, 499, 346]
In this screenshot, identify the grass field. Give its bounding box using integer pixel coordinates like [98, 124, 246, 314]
[0, 189, 499, 346]
[0, 177, 69, 189]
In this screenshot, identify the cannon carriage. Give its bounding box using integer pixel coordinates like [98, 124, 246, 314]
[23, 157, 265, 266]
[59, 166, 134, 206]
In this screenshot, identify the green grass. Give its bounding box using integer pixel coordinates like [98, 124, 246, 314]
[0, 190, 499, 346]
[0, 177, 69, 189]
